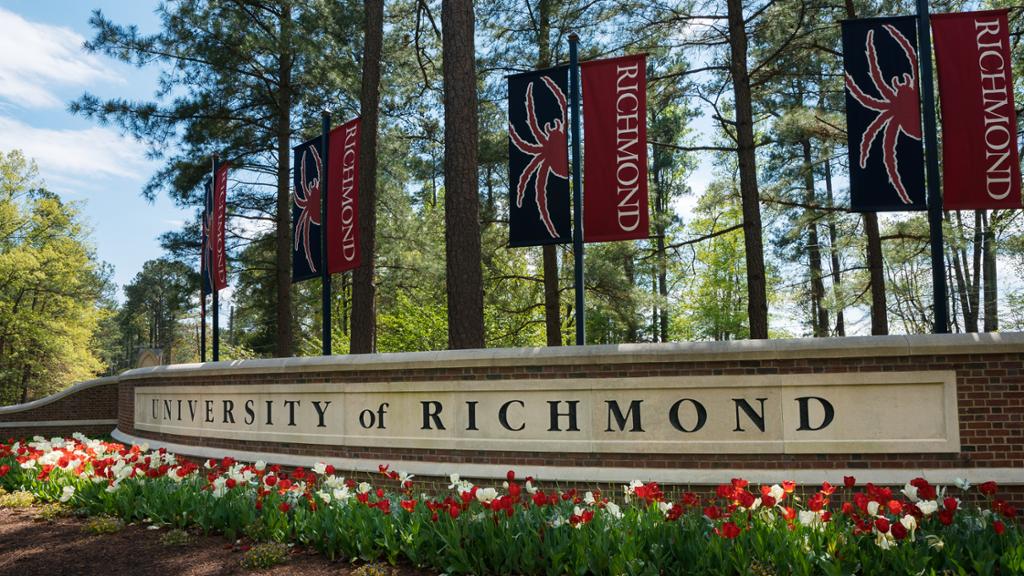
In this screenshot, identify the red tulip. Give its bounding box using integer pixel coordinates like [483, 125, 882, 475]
[720, 521, 741, 539]
[874, 517, 890, 533]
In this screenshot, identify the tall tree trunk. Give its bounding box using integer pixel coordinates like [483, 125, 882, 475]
[20, 364, 31, 404]
[822, 153, 845, 335]
[274, 3, 294, 358]
[543, 245, 560, 345]
[864, 213, 888, 335]
[947, 212, 976, 331]
[652, 132, 669, 342]
[948, 211, 980, 332]
[726, 0, 768, 339]
[970, 211, 982, 329]
[982, 211, 998, 331]
[623, 252, 639, 342]
[656, 216, 669, 342]
[536, 0, 562, 346]
[341, 272, 349, 336]
[801, 139, 828, 336]
[442, 0, 484, 349]
[844, 0, 888, 336]
[351, 0, 384, 354]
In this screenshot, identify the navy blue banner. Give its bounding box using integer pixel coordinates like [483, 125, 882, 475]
[293, 137, 324, 283]
[842, 16, 926, 211]
[508, 66, 572, 247]
[201, 177, 214, 295]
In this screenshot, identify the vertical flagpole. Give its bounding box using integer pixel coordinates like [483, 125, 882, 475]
[200, 171, 207, 363]
[211, 155, 221, 361]
[321, 111, 332, 356]
[200, 291, 206, 362]
[916, 0, 950, 334]
[569, 33, 585, 346]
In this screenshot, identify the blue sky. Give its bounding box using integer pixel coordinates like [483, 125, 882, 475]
[0, 1, 191, 296]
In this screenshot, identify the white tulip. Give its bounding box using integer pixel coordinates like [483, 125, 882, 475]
[917, 500, 938, 516]
[901, 483, 919, 503]
[475, 487, 498, 504]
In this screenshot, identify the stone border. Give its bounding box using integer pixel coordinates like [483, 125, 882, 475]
[116, 332, 1024, 381]
[111, 428, 1024, 486]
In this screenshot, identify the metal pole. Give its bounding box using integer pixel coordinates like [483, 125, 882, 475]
[916, 0, 950, 333]
[321, 111, 333, 355]
[569, 33, 585, 346]
[211, 154, 220, 361]
[200, 292, 206, 362]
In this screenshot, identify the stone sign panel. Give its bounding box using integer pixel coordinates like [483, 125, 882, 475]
[134, 371, 959, 454]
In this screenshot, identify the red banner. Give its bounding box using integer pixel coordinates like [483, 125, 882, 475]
[932, 9, 1022, 210]
[212, 162, 229, 291]
[581, 54, 649, 242]
[326, 118, 361, 273]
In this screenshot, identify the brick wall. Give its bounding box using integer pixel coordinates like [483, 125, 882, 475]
[0, 377, 119, 440]
[115, 337, 1024, 473]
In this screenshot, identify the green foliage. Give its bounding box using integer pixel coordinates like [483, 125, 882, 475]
[673, 182, 752, 341]
[0, 489, 34, 508]
[350, 563, 400, 576]
[240, 542, 290, 570]
[34, 502, 72, 521]
[83, 515, 125, 534]
[120, 259, 198, 365]
[0, 150, 110, 403]
[159, 528, 195, 547]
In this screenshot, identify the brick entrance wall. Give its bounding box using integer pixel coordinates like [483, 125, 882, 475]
[3, 334, 1022, 505]
[0, 377, 118, 440]
[116, 334, 1023, 474]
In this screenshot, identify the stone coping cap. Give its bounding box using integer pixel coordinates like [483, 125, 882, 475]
[116, 332, 1024, 381]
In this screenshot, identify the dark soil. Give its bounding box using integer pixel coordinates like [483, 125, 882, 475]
[0, 506, 432, 576]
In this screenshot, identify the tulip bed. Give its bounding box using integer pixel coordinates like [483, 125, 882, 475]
[1, 435, 1023, 575]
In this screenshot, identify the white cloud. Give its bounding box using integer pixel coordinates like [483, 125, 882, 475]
[0, 116, 150, 188]
[0, 7, 120, 108]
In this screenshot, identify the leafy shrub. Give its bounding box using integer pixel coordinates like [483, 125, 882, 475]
[84, 515, 125, 534]
[240, 542, 289, 570]
[350, 563, 400, 576]
[160, 528, 194, 547]
[0, 490, 34, 508]
[35, 502, 71, 521]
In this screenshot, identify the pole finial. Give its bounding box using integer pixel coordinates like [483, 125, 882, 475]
[569, 32, 579, 42]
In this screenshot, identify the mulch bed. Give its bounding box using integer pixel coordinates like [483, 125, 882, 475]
[0, 506, 431, 576]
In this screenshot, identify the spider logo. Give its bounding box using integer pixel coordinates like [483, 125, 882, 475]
[509, 76, 569, 238]
[294, 146, 322, 272]
[845, 24, 922, 205]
